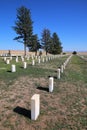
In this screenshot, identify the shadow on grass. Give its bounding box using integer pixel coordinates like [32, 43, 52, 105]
[20, 66, 24, 69]
[37, 86, 49, 92]
[48, 75, 57, 79]
[7, 70, 11, 73]
[13, 106, 31, 119]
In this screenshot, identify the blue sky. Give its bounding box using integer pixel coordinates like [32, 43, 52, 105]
[0, 0, 87, 52]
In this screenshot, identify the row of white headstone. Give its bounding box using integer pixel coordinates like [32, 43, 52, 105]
[77, 54, 87, 61]
[3, 54, 68, 65]
[2, 55, 72, 121]
[57, 55, 72, 79]
[31, 55, 73, 120]
[31, 77, 53, 120]
[11, 62, 27, 72]
[3, 54, 68, 72]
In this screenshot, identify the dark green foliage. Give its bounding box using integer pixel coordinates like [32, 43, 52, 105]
[41, 28, 51, 55]
[49, 32, 62, 54]
[13, 6, 33, 56]
[63, 52, 66, 55]
[72, 51, 77, 55]
[29, 34, 41, 55]
[41, 29, 62, 55]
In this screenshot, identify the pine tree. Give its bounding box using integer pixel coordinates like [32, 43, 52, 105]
[13, 6, 33, 56]
[41, 28, 51, 55]
[29, 34, 41, 55]
[49, 33, 62, 54]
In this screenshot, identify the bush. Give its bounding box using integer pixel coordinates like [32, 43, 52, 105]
[62, 52, 66, 55]
[72, 51, 77, 55]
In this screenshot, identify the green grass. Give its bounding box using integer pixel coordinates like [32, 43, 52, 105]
[1, 55, 87, 130]
[60, 55, 87, 83]
[45, 55, 87, 130]
[0, 56, 68, 84]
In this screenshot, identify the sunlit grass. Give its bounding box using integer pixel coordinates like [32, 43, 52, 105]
[0, 55, 87, 129]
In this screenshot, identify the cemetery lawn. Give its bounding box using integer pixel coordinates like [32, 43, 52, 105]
[0, 55, 87, 130]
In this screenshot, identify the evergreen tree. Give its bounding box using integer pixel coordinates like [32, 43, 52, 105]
[13, 6, 33, 56]
[49, 32, 62, 54]
[29, 34, 41, 55]
[41, 28, 51, 55]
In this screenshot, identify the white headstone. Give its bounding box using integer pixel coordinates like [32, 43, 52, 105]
[21, 57, 24, 62]
[6, 59, 10, 64]
[35, 56, 37, 60]
[12, 64, 16, 72]
[38, 58, 40, 64]
[16, 57, 18, 62]
[49, 77, 54, 92]
[42, 58, 45, 62]
[31, 94, 40, 120]
[4, 57, 6, 61]
[23, 62, 27, 69]
[61, 65, 63, 73]
[63, 63, 65, 69]
[32, 60, 35, 66]
[57, 68, 60, 79]
[42, 57, 44, 62]
[49, 57, 50, 61]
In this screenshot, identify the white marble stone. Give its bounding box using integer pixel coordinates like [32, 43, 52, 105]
[38, 58, 40, 64]
[49, 77, 54, 92]
[16, 57, 18, 62]
[31, 94, 40, 120]
[12, 64, 16, 72]
[6, 59, 10, 64]
[42, 58, 45, 62]
[32, 60, 35, 66]
[57, 68, 60, 79]
[23, 62, 27, 69]
[61, 65, 63, 73]
[63, 63, 65, 69]
[35, 56, 37, 60]
[21, 57, 24, 62]
[49, 57, 50, 61]
[4, 57, 6, 61]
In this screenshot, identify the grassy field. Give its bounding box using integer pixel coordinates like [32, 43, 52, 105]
[0, 55, 87, 130]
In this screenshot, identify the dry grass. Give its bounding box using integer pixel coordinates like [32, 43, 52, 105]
[0, 55, 87, 130]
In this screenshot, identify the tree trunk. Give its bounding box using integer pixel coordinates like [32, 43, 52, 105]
[35, 51, 37, 56]
[24, 44, 27, 57]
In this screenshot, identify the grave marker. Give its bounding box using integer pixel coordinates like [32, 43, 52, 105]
[12, 64, 16, 72]
[32, 60, 35, 66]
[49, 77, 54, 92]
[61, 65, 63, 73]
[23, 62, 27, 69]
[31, 94, 40, 120]
[57, 68, 60, 79]
[6, 59, 10, 64]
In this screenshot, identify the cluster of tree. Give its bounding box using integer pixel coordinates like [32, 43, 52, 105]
[13, 6, 62, 56]
[41, 29, 62, 55]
